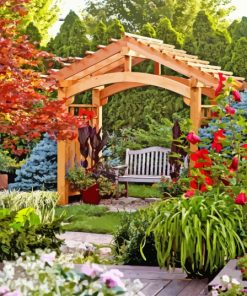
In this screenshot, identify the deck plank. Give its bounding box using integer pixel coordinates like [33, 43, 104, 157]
[156, 279, 191, 296]
[141, 280, 171, 295]
[177, 279, 208, 296]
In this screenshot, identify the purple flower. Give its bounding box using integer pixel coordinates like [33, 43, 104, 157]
[0, 286, 9, 294]
[101, 269, 124, 289]
[80, 263, 103, 278]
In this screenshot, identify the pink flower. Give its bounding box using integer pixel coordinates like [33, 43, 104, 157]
[186, 132, 200, 144]
[215, 73, 226, 97]
[40, 252, 56, 265]
[229, 156, 238, 173]
[80, 263, 103, 278]
[183, 190, 195, 199]
[232, 90, 241, 102]
[0, 286, 9, 294]
[225, 105, 235, 115]
[234, 193, 247, 206]
[5, 291, 22, 296]
[101, 269, 124, 289]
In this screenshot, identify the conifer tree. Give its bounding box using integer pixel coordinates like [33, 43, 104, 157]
[107, 18, 125, 40]
[91, 21, 108, 50]
[140, 23, 156, 38]
[10, 135, 57, 191]
[25, 22, 42, 45]
[156, 17, 183, 48]
[228, 17, 247, 40]
[47, 11, 89, 57]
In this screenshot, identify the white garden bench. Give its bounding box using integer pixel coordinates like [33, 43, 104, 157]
[113, 147, 172, 196]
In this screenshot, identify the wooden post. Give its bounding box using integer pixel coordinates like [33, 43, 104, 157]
[154, 62, 161, 75]
[124, 55, 132, 72]
[190, 86, 202, 153]
[57, 87, 70, 205]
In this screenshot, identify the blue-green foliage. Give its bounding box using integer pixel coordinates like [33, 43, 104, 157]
[199, 92, 247, 144]
[9, 134, 57, 191]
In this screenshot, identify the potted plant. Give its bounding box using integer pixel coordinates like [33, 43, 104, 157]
[66, 166, 100, 205]
[97, 175, 117, 199]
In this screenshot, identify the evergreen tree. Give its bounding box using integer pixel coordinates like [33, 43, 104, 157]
[91, 21, 108, 50]
[9, 135, 57, 191]
[107, 18, 125, 40]
[184, 11, 230, 65]
[156, 17, 183, 48]
[140, 23, 156, 38]
[47, 11, 89, 57]
[25, 22, 42, 45]
[228, 17, 247, 40]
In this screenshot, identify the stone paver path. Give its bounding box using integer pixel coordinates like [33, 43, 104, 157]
[59, 231, 113, 245]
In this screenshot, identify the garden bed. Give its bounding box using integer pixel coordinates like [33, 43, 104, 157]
[208, 259, 247, 289]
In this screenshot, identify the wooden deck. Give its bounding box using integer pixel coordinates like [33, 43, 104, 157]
[75, 264, 209, 295]
[108, 265, 208, 296]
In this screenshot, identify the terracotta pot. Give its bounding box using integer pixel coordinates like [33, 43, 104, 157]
[0, 174, 8, 190]
[81, 184, 100, 205]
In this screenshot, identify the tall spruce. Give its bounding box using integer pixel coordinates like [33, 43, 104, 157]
[25, 22, 42, 45]
[47, 11, 89, 57]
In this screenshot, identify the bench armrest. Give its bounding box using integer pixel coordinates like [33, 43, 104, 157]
[112, 164, 128, 170]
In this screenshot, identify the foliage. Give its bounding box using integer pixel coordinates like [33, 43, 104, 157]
[25, 21, 41, 45]
[9, 134, 57, 191]
[228, 16, 247, 41]
[156, 17, 183, 48]
[141, 194, 245, 278]
[184, 10, 230, 66]
[237, 254, 247, 280]
[0, 150, 23, 173]
[55, 204, 125, 234]
[0, 190, 58, 223]
[0, 207, 64, 261]
[140, 23, 156, 38]
[103, 87, 186, 133]
[47, 10, 90, 57]
[0, 250, 144, 296]
[114, 209, 158, 266]
[158, 176, 188, 198]
[66, 166, 96, 191]
[0, 1, 78, 154]
[97, 175, 117, 197]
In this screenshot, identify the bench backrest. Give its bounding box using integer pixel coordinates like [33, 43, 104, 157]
[125, 147, 171, 176]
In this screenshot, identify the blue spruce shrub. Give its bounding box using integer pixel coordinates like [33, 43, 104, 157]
[199, 91, 247, 147]
[9, 134, 57, 191]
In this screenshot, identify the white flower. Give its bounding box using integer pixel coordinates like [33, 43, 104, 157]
[231, 278, 240, 285]
[80, 263, 103, 277]
[211, 291, 219, 296]
[222, 275, 230, 283]
[40, 251, 56, 265]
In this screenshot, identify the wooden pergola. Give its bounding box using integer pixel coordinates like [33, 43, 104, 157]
[51, 32, 246, 204]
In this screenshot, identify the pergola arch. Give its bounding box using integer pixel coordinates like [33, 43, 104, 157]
[51, 32, 246, 204]
[64, 72, 192, 98]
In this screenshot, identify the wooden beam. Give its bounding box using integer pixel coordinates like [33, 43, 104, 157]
[51, 39, 127, 80]
[124, 56, 132, 72]
[66, 53, 123, 81]
[125, 37, 219, 88]
[190, 87, 202, 152]
[65, 72, 192, 98]
[154, 62, 161, 75]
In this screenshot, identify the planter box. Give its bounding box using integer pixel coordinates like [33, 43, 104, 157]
[209, 259, 247, 290]
[0, 174, 8, 190]
[82, 184, 100, 205]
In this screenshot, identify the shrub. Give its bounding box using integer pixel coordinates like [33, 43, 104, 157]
[0, 190, 58, 223]
[141, 194, 246, 278]
[9, 134, 57, 191]
[0, 207, 64, 261]
[114, 208, 158, 266]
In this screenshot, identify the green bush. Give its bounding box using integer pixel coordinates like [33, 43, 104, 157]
[141, 194, 246, 278]
[0, 207, 64, 261]
[114, 208, 158, 266]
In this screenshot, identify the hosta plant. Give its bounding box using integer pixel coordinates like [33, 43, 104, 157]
[0, 250, 144, 296]
[141, 193, 246, 278]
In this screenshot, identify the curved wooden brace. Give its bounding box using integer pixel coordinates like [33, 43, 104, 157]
[100, 77, 216, 99]
[65, 72, 192, 98]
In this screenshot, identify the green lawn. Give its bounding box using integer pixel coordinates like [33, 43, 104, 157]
[56, 204, 127, 234]
[123, 184, 162, 199]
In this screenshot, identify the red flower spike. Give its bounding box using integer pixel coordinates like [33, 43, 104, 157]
[186, 132, 200, 144]
[215, 73, 226, 97]
[225, 105, 235, 116]
[229, 156, 239, 173]
[211, 129, 226, 152]
[234, 193, 247, 206]
[232, 90, 241, 102]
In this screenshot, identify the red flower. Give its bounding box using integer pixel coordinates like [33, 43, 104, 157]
[184, 190, 195, 199]
[215, 73, 226, 97]
[234, 193, 247, 206]
[190, 149, 212, 168]
[186, 132, 200, 144]
[225, 105, 235, 115]
[232, 90, 241, 102]
[211, 111, 219, 118]
[241, 143, 247, 159]
[229, 156, 238, 173]
[211, 129, 225, 152]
